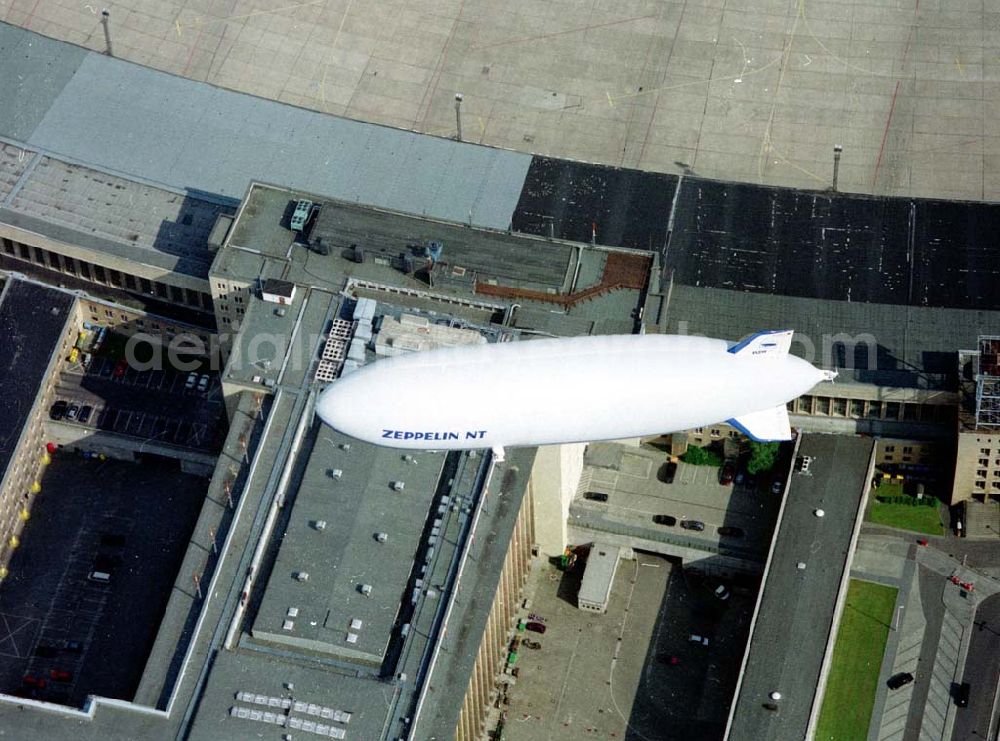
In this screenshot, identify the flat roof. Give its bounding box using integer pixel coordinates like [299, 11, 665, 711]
[662, 284, 1000, 390]
[666, 180, 1000, 311]
[252, 425, 447, 664]
[0, 278, 72, 477]
[727, 434, 874, 741]
[216, 183, 649, 340]
[0, 25, 530, 228]
[578, 544, 621, 606]
[0, 145, 229, 278]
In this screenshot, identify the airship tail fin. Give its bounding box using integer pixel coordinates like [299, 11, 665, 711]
[727, 405, 792, 442]
[728, 329, 793, 357]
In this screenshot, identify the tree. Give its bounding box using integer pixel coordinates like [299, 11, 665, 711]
[746, 441, 779, 474]
[681, 445, 722, 467]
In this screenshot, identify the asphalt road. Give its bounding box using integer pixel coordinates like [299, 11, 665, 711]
[952, 593, 1000, 741]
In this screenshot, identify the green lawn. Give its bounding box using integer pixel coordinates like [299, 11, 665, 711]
[866, 480, 944, 536]
[815, 580, 898, 741]
[867, 502, 944, 535]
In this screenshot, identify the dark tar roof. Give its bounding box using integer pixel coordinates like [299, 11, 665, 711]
[727, 434, 874, 741]
[0, 279, 72, 476]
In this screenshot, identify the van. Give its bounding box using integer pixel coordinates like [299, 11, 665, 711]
[87, 571, 111, 584]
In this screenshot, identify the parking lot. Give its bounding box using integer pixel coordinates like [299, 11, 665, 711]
[0, 456, 207, 706]
[573, 447, 787, 558]
[502, 551, 754, 741]
[50, 331, 225, 451]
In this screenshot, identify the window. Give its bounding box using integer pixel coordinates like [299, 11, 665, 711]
[710, 429, 720, 438]
[978, 469, 988, 479]
[850, 399, 865, 417]
[169, 285, 184, 303]
[154, 282, 168, 298]
[979, 458, 989, 467]
[93, 265, 107, 283]
[236, 308, 245, 316]
[104, 309, 113, 318]
[975, 481, 985, 489]
[884, 446, 895, 453]
[18, 243, 30, 259]
[124, 273, 137, 290]
[982, 448, 992, 455]
[222, 316, 231, 325]
[693, 428, 703, 434]
[235, 295, 243, 304]
[120, 314, 128, 321]
[217, 282, 226, 290]
[902, 456, 911, 462]
[902, 446, 913, 454]
[108, 269, 124, 287]
[2, 238, 14, 255]
[136, 319, 144, 327]
[140, 278, 153, 294]
[993, 482, 1000, 490]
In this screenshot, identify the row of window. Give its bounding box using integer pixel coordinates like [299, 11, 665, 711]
[791, 395, 952, 423]
[1, 238, 213, 311]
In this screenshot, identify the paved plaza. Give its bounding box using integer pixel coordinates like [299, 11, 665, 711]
[1, 0, 998, 200]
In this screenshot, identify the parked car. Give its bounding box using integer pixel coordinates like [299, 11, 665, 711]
[652, 515, 677, 526]
[185, 372, 198, 390]
[62, 640, 83, 654]
[887, 672, 914, 690]
[521, 639, 541, 650]
[955, 682, 971, 707]
[49, 669, 72, 683]
[525, 622, 547, 634]
[49, 400, 68, 421]
[718, 526, 745, 538]
[65, 403, 80, 421]
[689, 634, 710, 646]
[584, 491, 608, 502]
[770, 478, 784, 494]
[662, 461, 678, 484]
[113, 359, 127, 378]
[734, 470, 745, 485]
[680, 520, 705, 532]
[720, 460, 736, 485]
[78, 405, 92, 424]
[713, 584, 731, 601]
[197, 374, 210, 392]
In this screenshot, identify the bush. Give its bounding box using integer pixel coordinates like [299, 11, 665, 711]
[746, 441, 779, 474]
[874, 494, 939, 508]
[681, 446, 723, 467]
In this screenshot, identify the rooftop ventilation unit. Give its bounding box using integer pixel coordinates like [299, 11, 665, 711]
[402, 454, 417, 464]
[282, 620, 294, 631]
[313, 520, 327, 531]
[391, 481, 405, 492]
[329, 469, 343, 479]
[350, 618, 363, 630]
[375, 532, 388, 543]
[359, 583, 373, 597]
[400, 624, 411, 637]
[287, 607, 299, 618]
[290, 199, 313, 231]
[274, 307, 286, 317]
[346, 632, 358, 644]
[294, 571, 309, 582]
[340, 443, 351, 452]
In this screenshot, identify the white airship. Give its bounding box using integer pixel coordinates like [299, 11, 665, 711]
[315, 330, 835, 460]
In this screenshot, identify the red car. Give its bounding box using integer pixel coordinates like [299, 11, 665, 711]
[525, 621, 547, 634]
[719, 461, 736, 486]
[22, 675, 46, 688]
[50, 669, 72, 682]
[113, 360, 127, 378]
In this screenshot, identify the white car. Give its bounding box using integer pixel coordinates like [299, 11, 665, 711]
[714, 584, 730, 601]
[689, 634, 710, 646]
[185, 372, 198, 389]
[197, 374, 210, 392]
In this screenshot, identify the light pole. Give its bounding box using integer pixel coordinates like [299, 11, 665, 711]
[454, 93, 464, 142]
[832, 144, 843, 191]
[100, 9, 113, 57]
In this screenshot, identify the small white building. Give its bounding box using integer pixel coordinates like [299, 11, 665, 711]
[261, 278, 296, 305]
[577, 544, 621, 613]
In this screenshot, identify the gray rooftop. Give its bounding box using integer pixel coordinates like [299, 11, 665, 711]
[0, 24, 530, 229]
[661, 284, 1000, 390]
[252, 425, 446, 664]
[0, 144, 230, 277]
[0, 278, 72, 479]
[577, 544, 621, 607]
[727, 434, 874, 741]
